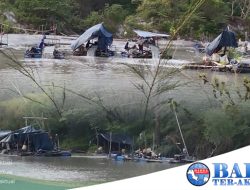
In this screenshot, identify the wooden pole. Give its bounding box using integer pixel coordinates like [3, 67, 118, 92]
[56, 134, 60, 150]
[23, 116, 48, 128]
[95, 128, 99, 148]
[152, 132, 155, 151]
[0, 24, 2, 46]
[41, 113, 45, 129]
[131, 136, 134, 158]
[25, 118, 28, 127]
[27, 134, 30, 152]
[173, 108, 189, 157]
[109, 132, 112, 157]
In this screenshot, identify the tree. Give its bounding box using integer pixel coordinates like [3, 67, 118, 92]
[183, 0, 229, 38]
[231, 0, 250, 19]
[82, 4, 129, 34]
[136, 0, 173, 31]
[14, 0, 75, 32]
[124, 0, 206, 147]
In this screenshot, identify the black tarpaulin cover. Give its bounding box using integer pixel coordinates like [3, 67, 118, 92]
[30, 132, 54, 151]
[206, 28, 238, 56]
[14, 126, 42, 134]
[99, 133, 132, 145]
[0, 130, 11, 140]
[0, 126, 53, 151]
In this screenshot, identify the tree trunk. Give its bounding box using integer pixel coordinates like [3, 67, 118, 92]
[231, 1, 235, 17]
[154, 112, 161, 147]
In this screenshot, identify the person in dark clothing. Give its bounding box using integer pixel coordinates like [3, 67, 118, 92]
[124, 41, 129, 51]
[86, 40, 91, 49]
[39, 39, 44, 49]
[137, 37, 144, 54]
[29, 47, 38, 58]
[53, 134, 59, 150]
[38, 34, 46, 49]
[150, 37, 156, 46]
[30, 47, 37, 53]
[138, 44, 143, 53]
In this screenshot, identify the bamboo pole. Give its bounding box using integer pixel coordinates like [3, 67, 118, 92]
[109, 132, 112, 158]
[173, 108, 189, 157]
[152, 133, 155, 151]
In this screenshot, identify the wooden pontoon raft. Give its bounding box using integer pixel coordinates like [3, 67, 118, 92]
[183, 61, 250, 73]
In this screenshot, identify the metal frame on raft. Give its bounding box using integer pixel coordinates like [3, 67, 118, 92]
[23, 116, 48, 129]
[0, 24, 8, 47]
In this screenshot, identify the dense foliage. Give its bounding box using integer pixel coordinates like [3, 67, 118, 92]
[1, 75, 250, 158]
[1, 0, 250, 37]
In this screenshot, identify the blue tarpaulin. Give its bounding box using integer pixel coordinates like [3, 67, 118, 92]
[206, 28, 238, 56]
[71, 23, 113, 51]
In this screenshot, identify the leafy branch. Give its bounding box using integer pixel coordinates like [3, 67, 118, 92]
[125, 0, 206, 131]
[0, 49, 63, 117]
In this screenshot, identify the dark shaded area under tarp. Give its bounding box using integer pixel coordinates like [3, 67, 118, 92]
[0, 126, 53, 152]
[97, 133, 132, 153]
[206, 28, 238, 56]
[71, 23, 113, 51]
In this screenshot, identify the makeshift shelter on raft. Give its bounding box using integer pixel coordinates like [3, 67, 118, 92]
[71, 23, 113, 56]
[0, 126, 53, 152]
[205, 27, 238, 56]
[97, 133, 132, 153]
[123, 29, 169, 58]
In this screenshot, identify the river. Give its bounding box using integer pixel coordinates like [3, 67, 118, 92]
[0, 49, 247, 109]
[0, 46, 249, 186]
[0, 155, 176, 183]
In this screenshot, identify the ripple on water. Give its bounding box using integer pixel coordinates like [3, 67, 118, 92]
[0, 156, 174, 183]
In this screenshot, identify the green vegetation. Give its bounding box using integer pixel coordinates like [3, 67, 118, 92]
[1, 74, 250, 158]
[0, 0, 250, 37]
[14, 0, 75, 32]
